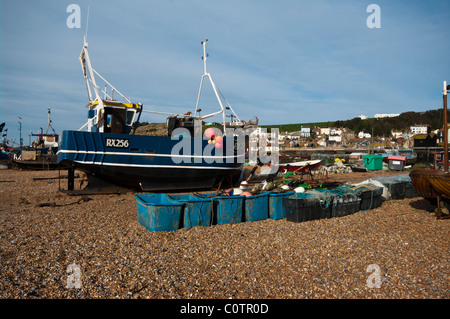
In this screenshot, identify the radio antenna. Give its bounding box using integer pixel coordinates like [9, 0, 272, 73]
[84, 6, 90, 42]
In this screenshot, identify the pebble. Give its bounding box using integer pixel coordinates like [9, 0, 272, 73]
[0, 169, 449, 299]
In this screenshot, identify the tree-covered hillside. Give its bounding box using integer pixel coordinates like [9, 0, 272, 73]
[333, 109, 449, 137]
[262, 109, 449, 137]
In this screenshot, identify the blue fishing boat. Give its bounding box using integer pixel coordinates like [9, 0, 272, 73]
[377, 149, 417, 165]
[57, 39, 247, 193]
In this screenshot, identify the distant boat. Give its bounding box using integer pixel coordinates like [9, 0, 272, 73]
[269, 159, 322, 174]
[11, 150, 58, 170]
[11, 109, 59, 170]
[378, 150, 417, 165]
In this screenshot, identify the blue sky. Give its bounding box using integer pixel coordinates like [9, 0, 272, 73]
[1, 0, 449, 146]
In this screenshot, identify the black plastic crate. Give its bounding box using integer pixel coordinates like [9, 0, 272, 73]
[331, 195, 361, 217]
[382, 181, 407, 200]
[404, 182, 419, 198]
[359, 187, 383, 211]
[343, 197, 362, 215]
[331, 201, 345, 218]
[283, 197, 331, 223]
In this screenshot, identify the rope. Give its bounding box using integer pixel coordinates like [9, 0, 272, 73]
[185, 201, 206, 229]
[361, 189, 374, 212]
[306, 190, 333, 209]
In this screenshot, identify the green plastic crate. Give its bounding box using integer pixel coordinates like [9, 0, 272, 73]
[363, 154, 383, 171]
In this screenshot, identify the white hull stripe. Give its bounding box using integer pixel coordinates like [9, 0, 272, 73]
[72, 160, 242, 170]
[57, 149, 245, 159]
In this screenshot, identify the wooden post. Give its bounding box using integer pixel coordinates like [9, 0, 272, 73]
[68, 167, 74, 191]
[444, 81, 448, 172]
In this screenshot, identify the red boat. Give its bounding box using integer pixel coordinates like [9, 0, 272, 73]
[273, 159, 322, 174]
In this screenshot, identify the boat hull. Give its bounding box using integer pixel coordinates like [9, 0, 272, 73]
[57, 130, 244, 192]
[12, 155, 59, 170]
[409, 169, 450, 201]
[380, 150, 417, 166]
[382, 156, 417, 166]
[280, 160, 322, 173]
[59, 159, 242, 191]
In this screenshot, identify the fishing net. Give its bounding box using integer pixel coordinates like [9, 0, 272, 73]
[371, 174, 418, 199]
[372, 174, 412, 184]
[289, 184, 359, 209]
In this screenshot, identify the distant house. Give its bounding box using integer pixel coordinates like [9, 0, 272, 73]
[358, 114, 368, 120]
[330, 128, 342, 136]
[437, 124, 450, 146]
[327, 128, 343, 144]
[341, 129, 355, 142]
[288, 131, 301, 141]
[300, 126, 311, 138]
[358, 131, 371, 139]
[391, 130, 403, 139]
[317, 137, 327, 147]
[328, 134, 342, 144]
[413, 133, 437, 148]
[319, 127, 330, 135]
[410, 124, 431, 135]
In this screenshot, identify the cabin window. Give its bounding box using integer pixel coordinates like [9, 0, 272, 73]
[126, 111, 135, 126]
[106, 114, 112, 127]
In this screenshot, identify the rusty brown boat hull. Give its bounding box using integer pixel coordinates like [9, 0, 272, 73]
[409, 169, 450, 200]
[429, 174, 450, 200]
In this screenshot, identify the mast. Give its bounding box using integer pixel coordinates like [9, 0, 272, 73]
[194, 39, 241, 132]
[79, 37, 102, 104]
[78, 38, 139, 133]
[443, 80, 448, 172]
[79, 38, 104, 132]
[45, 108, 56, 135]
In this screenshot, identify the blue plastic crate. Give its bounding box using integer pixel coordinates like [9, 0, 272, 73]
[244, 193, 269, 222]
[213, 195, 245, 225]
[268, 191, 296, 220]
[167, 194, 213, 229]
[134, 194, 184, 232]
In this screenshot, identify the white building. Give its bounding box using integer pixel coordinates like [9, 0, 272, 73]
[374, 113, 400, 119]
[358, 114, 368, 120]
[358, 131, 371, 139]
[328, 135, 342, 143]
[319, 127, 330, 135]
[391, 130, 403, 139]
[300, 126, 311, 138]
[410, 124, 430, 135]
[330, 128, 342, 136]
